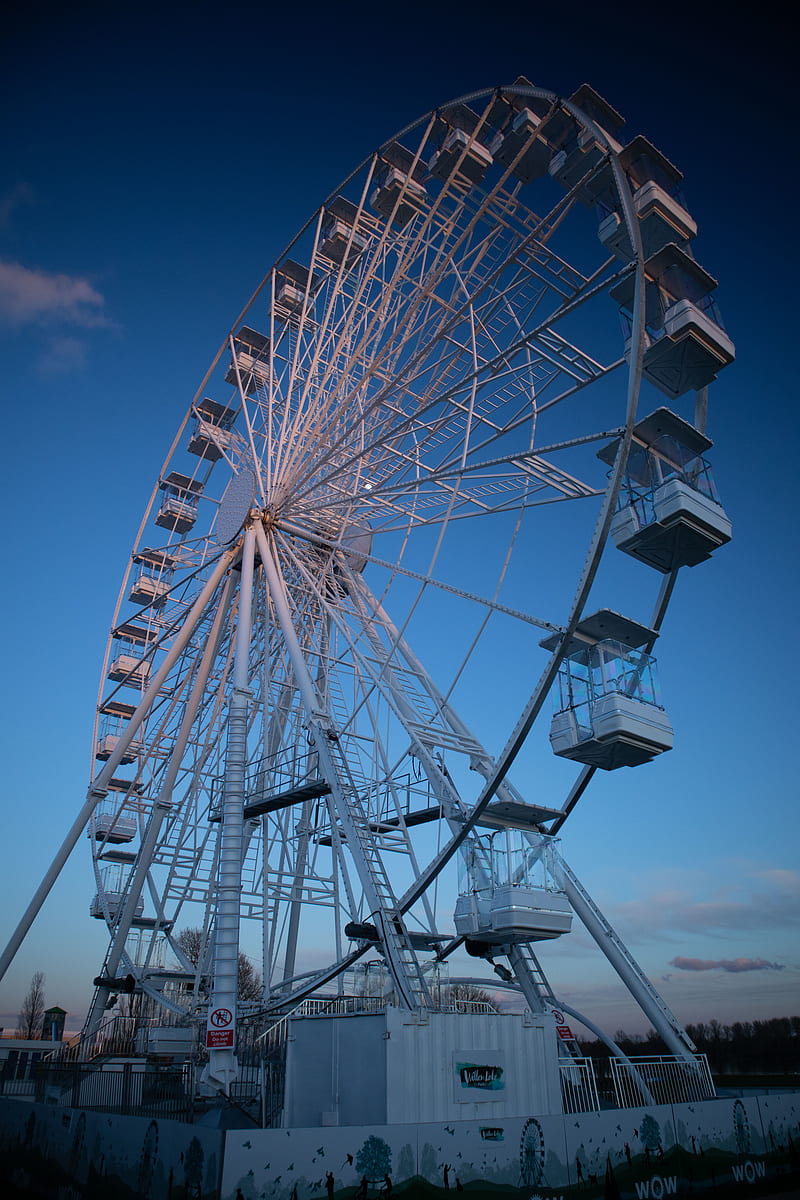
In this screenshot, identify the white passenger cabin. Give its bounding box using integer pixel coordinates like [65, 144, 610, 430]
[107, 650, 150, 687]
[128, 549, 174, 607]
[187, 397, 236, 462]
[225, 325, 271, 394]
[90, 864, 144, 920]
[96, 700, 143, 765]
[108, 621, 154, 687]
[274, 260, 321, 321]
[370, 142, 427, 227]
[599, 184, 697, 261]
[599, 409, 732, 572]
[490, 100, 552, 183]
[549, 127, 607, 196]
[428, 104, 494, 188]
[610, 243, 735, 399]
[454, 831, 572, 944]
[598, 135, 697, 261]
[156, 472, 203, 533]
[91, 800, 137, 844]
[89, 777, 142, 844]
[544, 611, 673, 770]
[548, 85, 625, 204]
[319, 196, 370, 267]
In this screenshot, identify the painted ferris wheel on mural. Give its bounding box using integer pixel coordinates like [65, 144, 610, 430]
[0, 77, 734, 1089]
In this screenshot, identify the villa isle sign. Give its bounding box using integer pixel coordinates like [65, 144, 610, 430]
[454, 1050, 506, 1101]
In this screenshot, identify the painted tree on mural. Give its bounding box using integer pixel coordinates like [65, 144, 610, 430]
[204, 1152, 219, 1195]
[356, 1135, 392, 1181]
[420, 1143, 437, 1181]
[185, 1136, 205, 1193]
[398, 1143, 415, 1181]
[640, 1114, 662, 1152]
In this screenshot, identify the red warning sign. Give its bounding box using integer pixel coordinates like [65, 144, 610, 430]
[206, 1005, 235, 1049]
[206, 1028, 234, 1048]
[550, 1009, 574, 1040]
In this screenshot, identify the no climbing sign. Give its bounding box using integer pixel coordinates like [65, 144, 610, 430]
[550, 1008, 574, 1041]
[206, 1005, 235, 1049]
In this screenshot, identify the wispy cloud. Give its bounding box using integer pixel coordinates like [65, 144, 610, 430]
[0, 182, 34, 227]
[36, 336, 88, 375]
[0, 260, 113, 329]
[670, 956, 785, 974]
[604, 867, 800, 942]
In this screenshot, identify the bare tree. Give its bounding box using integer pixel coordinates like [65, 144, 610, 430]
[446, 983, 499, 1012]
[176, 926, 203, 967]
[16, 971, 46, 1039]
[236, 953, 263, 1001]
[176, 927, 262, 1000]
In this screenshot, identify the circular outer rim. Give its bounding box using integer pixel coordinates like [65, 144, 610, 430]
[88, 83, 660, 1017]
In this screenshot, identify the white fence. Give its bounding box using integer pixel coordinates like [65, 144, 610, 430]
[558, 1056, 601, 1112]
[609, 1053, 715, 1107]
[559, 1053, 715, 1111]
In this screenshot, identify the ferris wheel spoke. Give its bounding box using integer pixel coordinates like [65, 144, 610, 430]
[353, 574, 540, 825]
[280, 192, 572, 506]
[255, 521, 432, 1008]
[287, 305, 618, 520]
[276, 518, 559, 633]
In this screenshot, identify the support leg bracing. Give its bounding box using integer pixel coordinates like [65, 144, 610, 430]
[204, 526, 257, 1091]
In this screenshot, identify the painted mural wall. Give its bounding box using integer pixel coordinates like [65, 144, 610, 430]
[0, 1091, 796, 1199]
[220, 1092, 800, 1200]
[0, 1098, 224, 1199]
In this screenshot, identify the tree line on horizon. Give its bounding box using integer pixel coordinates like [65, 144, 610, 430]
[580, 1015, 800, 1075]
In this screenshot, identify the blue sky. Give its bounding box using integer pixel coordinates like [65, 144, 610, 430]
[0, 2, 796, 1037]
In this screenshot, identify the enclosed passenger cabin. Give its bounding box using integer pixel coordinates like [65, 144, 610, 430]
[454, 831, 572, 944]
[90, 800, 137, 844]
[155, 471, 203, 533]
[96, 700, 143, 765]
[89, 776, 143, 844]
[598, 136, 697, 262]
[610, 243, 735, 399]
[128, 549, 174, 606]
[225, 325, 271, 394]
[599, 409, 732, 572]
[187, 397, 237, 462]
[319, 196, 371, 267]
[274, 259, 321, 321]
[108, 621, 155, 686]
[548, 85, 625, 205]
[544, 611, 673, 770]
[370, 142, 427, 227]
[489, 87, 554, 183]
[90, 864, 144, 920]
[428, 104, 493, 188]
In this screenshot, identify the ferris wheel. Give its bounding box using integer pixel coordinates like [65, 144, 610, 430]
[0, 80, 734, 1085]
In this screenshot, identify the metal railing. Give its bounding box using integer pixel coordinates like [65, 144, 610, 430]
[608, 1054, 715, 1107]
[559, 1056, 601, 1112]
[19, 1060, 196, 1121]
[51, 1016, 162, 1063]
[559, 1054, 715, 1112]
